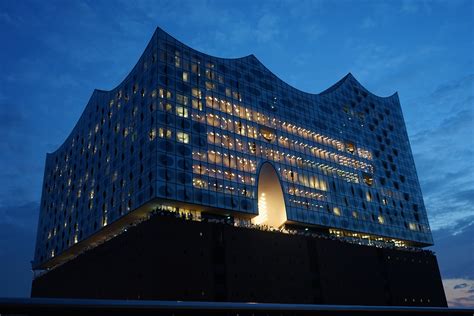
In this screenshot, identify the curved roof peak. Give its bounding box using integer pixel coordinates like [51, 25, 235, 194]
[320, 72, 398, 99]
[155, 26, 397, 99]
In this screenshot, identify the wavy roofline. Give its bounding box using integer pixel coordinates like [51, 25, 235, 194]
[93, 26, 399, 99]
[47, 26, 399, 156]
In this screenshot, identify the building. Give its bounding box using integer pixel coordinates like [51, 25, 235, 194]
[32, 27, 446, 306]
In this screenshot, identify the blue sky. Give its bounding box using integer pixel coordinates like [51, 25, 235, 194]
[0, 0, 473, 307]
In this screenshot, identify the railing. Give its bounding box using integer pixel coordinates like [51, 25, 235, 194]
[0, 298, 472, 315]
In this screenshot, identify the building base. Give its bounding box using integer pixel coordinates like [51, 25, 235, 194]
[32, 213, 447, 306]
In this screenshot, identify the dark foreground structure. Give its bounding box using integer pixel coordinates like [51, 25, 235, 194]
[32, 26, 448, 308]
[2, 298, 474, 316]
[32, 213, 446, 306]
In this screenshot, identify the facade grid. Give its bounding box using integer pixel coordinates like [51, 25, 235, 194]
[33, 27, 433, 268]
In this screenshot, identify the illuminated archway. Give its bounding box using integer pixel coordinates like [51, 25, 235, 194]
[252, 162, 287, 228]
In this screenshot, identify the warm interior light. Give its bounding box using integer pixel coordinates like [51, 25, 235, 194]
[259, 126, 276, 142]
[252, 163, 287, 228]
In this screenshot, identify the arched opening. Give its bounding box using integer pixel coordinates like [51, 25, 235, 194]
[252, 162, 287, 228]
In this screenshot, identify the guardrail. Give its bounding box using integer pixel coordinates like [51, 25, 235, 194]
[0, 298, 472, 315]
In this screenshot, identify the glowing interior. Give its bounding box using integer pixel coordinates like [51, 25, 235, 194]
[253, 163, 287, 228]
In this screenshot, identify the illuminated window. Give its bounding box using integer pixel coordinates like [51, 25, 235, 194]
[205, 81, 216, 90]
[224, 170, 235, 180]
[237, 121, 244, 135]
[363, 173, 374, 186]
[192, 88, 201, 99]
[176, 106, 188, 118]
[208, 151, 221, 164]
[191, 63, 199, 74]
[352, 211, 358, 218]
[378, 215, 385, 224]
[192, 99, 202, 110]
[159, 88, 172, 99]
[177, 132, 189, 144]
[248, 141, 256, 153]
[176, 94, 189, 106]
[346, 142, 355, 154]
[408, 222, 418, 231]
[149, 129, 157, 141]
[333, 207, 341, 216]
[366, 191, 372, 202]
[193, 177, 206, 188]
[182, 71, 189, 82]
[205, 69, 215, 80]
[174, 55, 181, 68]
[259, 126, 276, 142]
[159, 128, 172, 139]
[160, 102, 173, 112]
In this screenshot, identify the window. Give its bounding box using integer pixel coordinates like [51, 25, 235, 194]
[149, 129, 157, 141]
[177, 132, 189, 144]
[182, 71, 189, 82]
[363, 173, 374, 186]
[205, 69, 215, 80]
[366, 191, 372, 202]
[159, 128, 172, 139]
[333, 207, 341, 216]
[378, 215, 385, 224]
[176, 94, 189, 105]
[193, 177, 206, 188]
[159, 88, 172, 99]
[160, 102, 173, 112]
[176, 106, 188, 118]
[192, 99, 202, 110]
[248, 141, 256, 153]
[191, 63, 199, 74]
[232, 91, 240, 100]
[174, 55, 181, 68]
[192, 88, 201, 99]
[205, 81, 216, 90]
[408, 222, 418, 231]
[259, 126, 276, 142]
[346, 141, 355, 154]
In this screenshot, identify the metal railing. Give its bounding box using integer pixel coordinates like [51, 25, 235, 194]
[0, 298, 472, 315]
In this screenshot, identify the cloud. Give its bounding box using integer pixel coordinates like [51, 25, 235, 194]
[432, 217, 474, 281]
[406, 75, 474, 231]
[347, 43, 409, 86]
[412, 108, 473, 144]
[443, 278, 474, 307]
[431, 74, 474, 98]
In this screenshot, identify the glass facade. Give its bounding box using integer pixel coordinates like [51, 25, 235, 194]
[33, 27, 433, 268]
